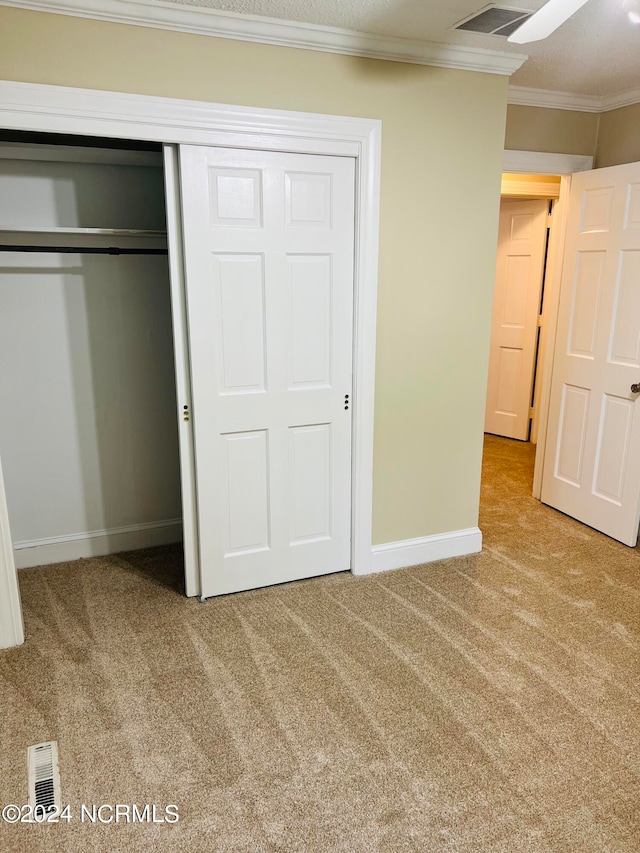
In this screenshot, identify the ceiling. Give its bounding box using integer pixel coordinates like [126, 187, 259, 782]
[158, 0, 640, 98]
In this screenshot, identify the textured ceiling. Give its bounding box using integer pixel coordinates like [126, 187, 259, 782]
[158, 0, 640, 96]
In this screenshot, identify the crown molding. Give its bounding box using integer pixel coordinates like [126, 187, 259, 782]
[508, 85, 603, 112]
[508, 84, 640, 114]
[0, 0, 527, 76]
[603, 86, 640, 111]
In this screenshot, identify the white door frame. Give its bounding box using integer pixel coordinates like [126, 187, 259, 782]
[0, 80, 381, 642]
[0, 454, 23, 649]
[502, 150, 593, 499]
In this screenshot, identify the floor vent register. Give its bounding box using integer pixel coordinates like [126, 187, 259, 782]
[27, 741, 61, 815]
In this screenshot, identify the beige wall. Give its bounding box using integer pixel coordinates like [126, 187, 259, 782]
[505, 101, 640, 170]
[505, 104, 599, 157]
[595, 102, 640, 168]
[0, 7, 509, 547]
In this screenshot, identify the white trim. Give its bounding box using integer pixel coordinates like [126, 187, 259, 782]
[361, 528, 482, 576]
[163, 144, 200, 599]
[508, 84, 640, 113]
[0, 455, 23, 648]
[603, 86, 640, 111]
[0, 0, 527, 75]
[508, 85, 604, 113]
[350, 127, 381, 579]
[0, 79, 381, 583]
[503, 150, 593, 175]
[0, 80, 368, 153]
[13, 519, 183, 569]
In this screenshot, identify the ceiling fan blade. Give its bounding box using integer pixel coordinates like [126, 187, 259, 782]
[507, 0, 590, 43]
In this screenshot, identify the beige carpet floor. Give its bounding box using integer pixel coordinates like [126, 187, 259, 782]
[1, 435, 639, 852]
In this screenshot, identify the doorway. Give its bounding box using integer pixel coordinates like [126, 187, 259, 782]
[0, 130, 186, 584]
[486, 174, 563, 439]
[0, 82, 382, 647]
[487, 152, 640, 550]
[0, 134, 358, 600]
[496, 151, 593, 503]
[484, 172, 561, 498]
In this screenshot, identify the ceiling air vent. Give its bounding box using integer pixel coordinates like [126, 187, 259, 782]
[455, 6, 532, 36]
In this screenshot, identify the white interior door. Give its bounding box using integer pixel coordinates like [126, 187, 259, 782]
[541, 162, 640, 546]
[179, 146, 355, 597]
[485, 198, 548, 440]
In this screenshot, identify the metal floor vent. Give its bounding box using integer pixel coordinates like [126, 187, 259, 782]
[454, 5, 532, 36]
[28, 741, 61, 814]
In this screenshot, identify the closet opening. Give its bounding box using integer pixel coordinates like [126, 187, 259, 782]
[0, 129, 186, 594]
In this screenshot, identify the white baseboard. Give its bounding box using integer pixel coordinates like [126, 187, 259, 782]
[359, 527, 482, 576]
[13, 518, 183, 569]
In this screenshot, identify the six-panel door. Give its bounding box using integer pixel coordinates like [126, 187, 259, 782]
[179, 146, 355, 596]
[541, 163, 640, 546]
[485, 198, 548, 440]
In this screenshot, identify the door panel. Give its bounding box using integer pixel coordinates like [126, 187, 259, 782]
[610, 251, 640, 364]
[567, 251, 605, 357]
[179, 146, 355, 596]
[554, 384, 590, 485]
[289, 423, 332, 543]
[288, 254, 332, 387]
[485, 198, 548, 439]
[541, 162, 640, 546]
[223, 430, 270, 555]
[215, 254, 266, 392]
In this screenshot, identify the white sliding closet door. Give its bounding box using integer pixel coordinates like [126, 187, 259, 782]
[179, 146, 355, 597]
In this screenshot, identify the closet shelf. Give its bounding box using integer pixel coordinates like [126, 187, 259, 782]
[0, 226, 166, 236]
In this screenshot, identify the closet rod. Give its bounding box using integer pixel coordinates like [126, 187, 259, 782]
[0, 245, 168, 255]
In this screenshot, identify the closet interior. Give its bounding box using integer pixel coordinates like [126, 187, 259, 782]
[0, 131, 184, 573]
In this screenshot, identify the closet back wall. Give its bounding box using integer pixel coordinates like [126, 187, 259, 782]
[0, 152, 183, 567]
